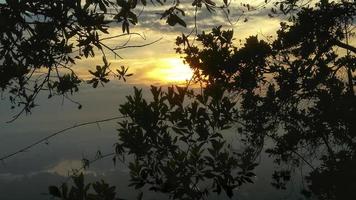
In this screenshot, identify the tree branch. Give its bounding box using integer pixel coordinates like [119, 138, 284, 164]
[0, 116, 126, 161]
[332, 39, 356, 54]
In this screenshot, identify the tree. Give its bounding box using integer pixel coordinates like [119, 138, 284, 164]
[0, 0, 234, 121]
[1, 0, 337, 120]
[48, 173, 125, 200]
[118, 1, 355, 199]
[49, 1, 355, 199]
[1, 0, 355, 200]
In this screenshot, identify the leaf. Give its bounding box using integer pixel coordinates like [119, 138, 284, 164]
[167, 14, 186, 27]
[128, 11, 138, 25]
[99, 1, 107, 12]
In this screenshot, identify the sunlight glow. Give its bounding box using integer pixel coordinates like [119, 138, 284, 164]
[147, 58, 193, 83]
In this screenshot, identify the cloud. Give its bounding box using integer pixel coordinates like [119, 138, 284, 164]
[45, 159, 87, 176]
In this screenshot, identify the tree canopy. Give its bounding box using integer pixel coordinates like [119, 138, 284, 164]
[1, 0, 355, 200]
[0, 0, 234, 119]
[3, 0, 350, 119]
[47, 1, 355, 199]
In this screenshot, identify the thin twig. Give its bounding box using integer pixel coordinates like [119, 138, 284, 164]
[0, 116, 127, 161]
[112, 37, 162, 50]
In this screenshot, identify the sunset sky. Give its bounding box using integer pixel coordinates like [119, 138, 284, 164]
[72, 0, 282, 85]
[1, 1, 355, 200]
[0, 1, 311, 200]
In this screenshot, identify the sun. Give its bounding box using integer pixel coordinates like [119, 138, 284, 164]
[147, 58, 193, 83]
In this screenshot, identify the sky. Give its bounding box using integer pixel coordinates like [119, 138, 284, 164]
[0, 1, 306, 200]
[71, 0, 283, 85]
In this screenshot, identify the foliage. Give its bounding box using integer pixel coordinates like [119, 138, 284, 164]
[0, 0, 141, 117]
[0, 0, 353, 199]
[114, 85, 257, 199]
[108, 1, 355, 199]
[0, 0, 330, 119]
[0, 0, 247, 119]
[49, 173, 125, 200]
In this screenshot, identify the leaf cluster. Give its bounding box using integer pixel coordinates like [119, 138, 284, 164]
[115, 85, 257, 199]
[172, 2, 356, 198]
[49, 173, 123, 200]
[0, 0, 234, 118]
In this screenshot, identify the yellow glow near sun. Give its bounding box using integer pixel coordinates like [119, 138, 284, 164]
[147, 58, 193, 83]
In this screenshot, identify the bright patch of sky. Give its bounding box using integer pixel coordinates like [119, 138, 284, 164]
[69, 0, 283, 84]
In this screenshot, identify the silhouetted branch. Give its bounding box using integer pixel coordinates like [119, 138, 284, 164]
[72, 152, 125, 177]
[99, 32, 146, 42]
[112, 37, 163, 50]
[0, 116, 127, 161]
[332, 39, 356, 54]
[266, 132, 316, 171]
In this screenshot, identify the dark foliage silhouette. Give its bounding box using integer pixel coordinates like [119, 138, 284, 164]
[0, 0, 236, 120]
[49, 173, 125, 200]
[50, 1, 355, 197]
[0, 0, 355, 200]
[97, 1, 354, 199]
[1, 0, 337, 120]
